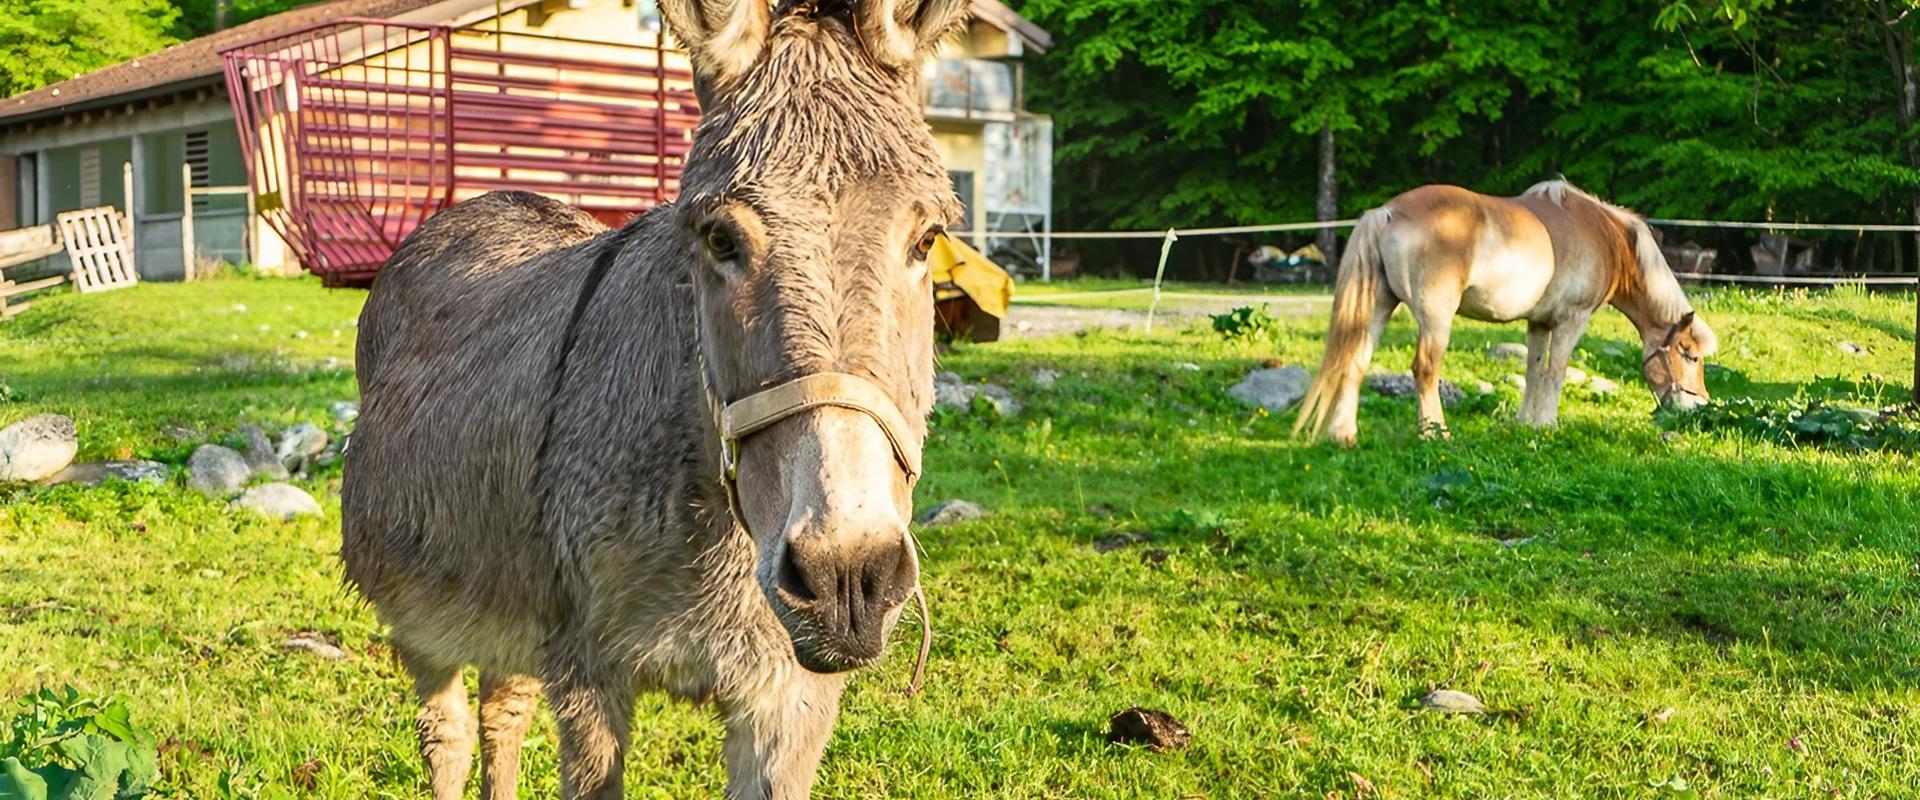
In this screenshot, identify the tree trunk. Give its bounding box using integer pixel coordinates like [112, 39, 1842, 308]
[216, 0, 229, 30]
[1316, 123, 1339, 266]
[1877, 0, 1920, 401]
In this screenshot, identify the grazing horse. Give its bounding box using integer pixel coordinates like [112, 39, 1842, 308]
[1295, 180, 1719, 446]
[341, 1, 968, 797]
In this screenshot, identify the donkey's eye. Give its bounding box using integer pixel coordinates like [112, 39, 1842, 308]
[1681, 352, 1700, 364]
[911, 228, 942, 263]
[703, 228, 738, 261]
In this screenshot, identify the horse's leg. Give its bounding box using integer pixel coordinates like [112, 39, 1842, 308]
[398, 645, 476, 800]
[1519, 323, 1555, 426]
[1411, 307, 1457, 439]
[719, 671, 845, 800]
[1325, 290, 1399, 445]
[478, 672, 542, 800]
[543, 636, 632, 800]
[1535, 310, 1594, 426]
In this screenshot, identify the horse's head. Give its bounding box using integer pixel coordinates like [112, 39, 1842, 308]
[664, 0, 963, 673]
[1642, 311, 1717, 409]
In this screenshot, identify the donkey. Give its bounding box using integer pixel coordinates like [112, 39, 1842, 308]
[341, 1, 968, 797]
[1295, 180, 1720, 446]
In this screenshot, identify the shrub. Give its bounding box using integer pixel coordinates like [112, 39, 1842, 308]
[0, 686, 158, 800]
[1209, 306, 1277, 342]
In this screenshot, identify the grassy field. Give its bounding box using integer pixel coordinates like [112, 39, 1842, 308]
[3, 276, 1918, 798]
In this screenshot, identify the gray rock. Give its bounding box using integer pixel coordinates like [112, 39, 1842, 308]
[1588, 375, 1620, 395]
[1419, 689, 1487, 714]
[0, 414, 78, 483]
[1364, 372, 1465, 404]
[188, 445, 252, 497]
[1228, 366, 1311, 411]
[1505, 374, 1527, 391]
[330, 401, 360, 422]
[1473, 380, 1495, 395]
[1838, 341, 1868, 356]
[1487, 342, 1529, 362]
[238, 425, 289, 480]
[276, 423, 328, 470]
[976, 384, 1022, 416]
[47, 460, 167, 487]
[281, 634, 345, 660]
[1564, 367, 1589, 385]
[230, 482, 322, 519]
[917, 499, 986, 526]
[1032, 368, 1060, 387]
[1170, 362, 1202, 372]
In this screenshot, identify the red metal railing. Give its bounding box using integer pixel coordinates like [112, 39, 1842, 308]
[220, 19, 699, 286]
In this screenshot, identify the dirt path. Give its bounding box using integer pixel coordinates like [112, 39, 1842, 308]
[1004, 291, 1330, 338]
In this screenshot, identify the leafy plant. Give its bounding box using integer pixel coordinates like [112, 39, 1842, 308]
[0, 686, 158, 800]
[1210, 306, 1277, 343]
[1657, 398, 1920, 453]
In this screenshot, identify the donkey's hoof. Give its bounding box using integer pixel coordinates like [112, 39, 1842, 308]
[1419, 424, 1451, 441]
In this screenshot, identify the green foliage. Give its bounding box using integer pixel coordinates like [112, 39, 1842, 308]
[1208, 305, 1277, 342]
[0, 0, 176, 96]
[0, 687, 157, 800]
[1016, 0, 1920, 276]
[1659, 397, 1920, 452]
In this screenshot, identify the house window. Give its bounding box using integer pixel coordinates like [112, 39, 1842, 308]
[947, 170, 974, 231]
[79, 148, 100, 208]
[186, 130, 211, 212]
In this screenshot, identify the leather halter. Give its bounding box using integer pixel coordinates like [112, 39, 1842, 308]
[1643, 319, 1706, 405]
[710, 369, 933, 695]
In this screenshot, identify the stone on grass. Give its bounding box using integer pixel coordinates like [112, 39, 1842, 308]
[1487, 342, 1529, 361]
[917, 499, 986, 526]
[1170, 362, 1202, 372]
[1228, 366, 1310, 412]
[48, 460, 168, 487]
[1838, 341, 1868, 356]
[276, 423, 329, 470]
[230, 482, 322, 520]
[330, 401, 360, 422]
[1032, 368, 1060, 387]
[933, 372, 1020, 416]
[1588, 375, 1620, 395]
[188, 445, 251, 497]
[282, 633, 345, 660]
[238, 425, 289, 480]
[1419, 689, 1487, 714]
[1473, 380, 1495, 395]
[976, 384, 1022, 416]
[1106, 707, 1192, 752]
[1564, 367, 1589, 385]
[0, 414, 78, 483]
[1504, 374, 1527, 391]
[1364, 372, 1465, 404]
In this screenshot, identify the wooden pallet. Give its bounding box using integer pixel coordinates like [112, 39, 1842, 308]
[55, 206, 138, 293]
[0, 224, 67, 318]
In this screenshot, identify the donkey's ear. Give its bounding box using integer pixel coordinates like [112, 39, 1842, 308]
[1678, 311, 1696, 329]
[856, 0, 971, 71]
[659, 0, 771, 90]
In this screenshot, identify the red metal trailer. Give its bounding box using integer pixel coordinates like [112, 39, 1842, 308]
[220, 18, 700, 286]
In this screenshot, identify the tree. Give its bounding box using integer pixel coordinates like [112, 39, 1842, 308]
[0, 0, 178, 96]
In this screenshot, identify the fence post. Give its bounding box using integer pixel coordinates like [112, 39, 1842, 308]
[181, 162, 195, 281]
[1144, 228, 1179, 333]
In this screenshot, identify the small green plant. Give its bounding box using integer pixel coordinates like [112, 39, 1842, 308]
[0, 686, 158, 800]
[1658, 398, 1920, 453]
[1209, 305, 1277, 342]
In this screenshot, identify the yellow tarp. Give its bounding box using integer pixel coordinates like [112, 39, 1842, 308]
[929, 233, 1012, 320]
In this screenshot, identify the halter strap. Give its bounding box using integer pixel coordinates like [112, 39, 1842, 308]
[719, 372, 922, 482]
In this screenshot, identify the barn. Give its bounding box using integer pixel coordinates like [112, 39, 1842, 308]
[0, 0, 1052, 284]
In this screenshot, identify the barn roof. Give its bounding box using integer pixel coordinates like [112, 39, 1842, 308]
[0, 0, 1053, 128]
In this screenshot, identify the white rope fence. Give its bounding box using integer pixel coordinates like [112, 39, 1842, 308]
[1033, 216, 1920, 330]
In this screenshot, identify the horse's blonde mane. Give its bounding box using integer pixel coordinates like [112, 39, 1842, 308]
[1523, 179, 1691, 324]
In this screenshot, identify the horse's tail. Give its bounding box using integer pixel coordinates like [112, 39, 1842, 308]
[1294, 207, 1392, 443]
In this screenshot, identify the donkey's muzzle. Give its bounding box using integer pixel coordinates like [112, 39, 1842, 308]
[775, 531, 919, 673]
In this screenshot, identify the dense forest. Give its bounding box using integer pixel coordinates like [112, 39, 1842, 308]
[1014, 0, 1920, 277]
[1, 0, 1915, 276]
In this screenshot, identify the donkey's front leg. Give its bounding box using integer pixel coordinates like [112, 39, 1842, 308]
[1518, 323, 1556, 426]
[543, 639, 634, 800]
[720, 670, 846, 800]
[1532, 310, 1594, 426]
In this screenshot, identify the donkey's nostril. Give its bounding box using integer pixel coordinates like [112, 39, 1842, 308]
[778, 545, 817, 603]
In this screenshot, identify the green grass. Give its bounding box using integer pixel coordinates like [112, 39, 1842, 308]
[1014, 277, 1329, 311]
[3, 276, 1918, 798]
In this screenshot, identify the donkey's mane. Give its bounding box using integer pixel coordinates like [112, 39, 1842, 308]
[1523, 179, 1690, 323]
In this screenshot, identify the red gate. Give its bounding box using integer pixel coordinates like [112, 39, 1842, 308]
[221, 19, 700, 286]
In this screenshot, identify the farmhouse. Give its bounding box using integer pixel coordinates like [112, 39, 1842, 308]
[0, 0, 1052, 282]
